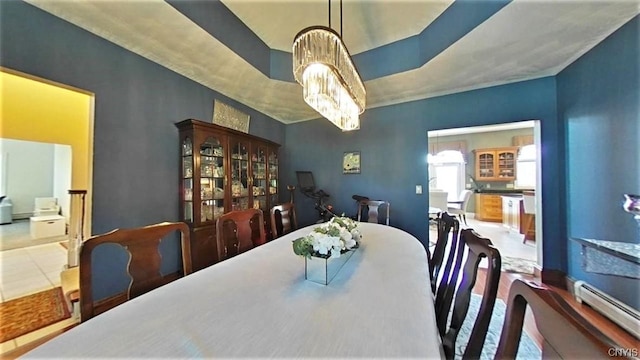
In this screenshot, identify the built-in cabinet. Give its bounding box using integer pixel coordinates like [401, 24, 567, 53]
[474, 147, 518, 181]
[176, 119, 280, 271]
[475, 194, 503, 222]
[501, 195, 536, 241]
[501, 196, 522, 232]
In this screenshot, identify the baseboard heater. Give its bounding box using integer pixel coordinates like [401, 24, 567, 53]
[574, 281, 640, 339]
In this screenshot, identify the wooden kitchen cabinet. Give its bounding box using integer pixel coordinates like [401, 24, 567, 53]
[475, 194, 503, 222]
[474, 147, 518, 181]
[176, 119, 280, 271]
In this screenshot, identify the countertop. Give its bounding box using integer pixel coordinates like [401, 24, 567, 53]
[572, 238, 640, 265]
[474, 189, 532, 194]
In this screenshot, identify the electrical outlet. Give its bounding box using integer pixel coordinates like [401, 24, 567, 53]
[415, 185, 423, 194]
[466, 183, 471, 189]
[486, 184, 491, 189]
[506, 183, 514, 189]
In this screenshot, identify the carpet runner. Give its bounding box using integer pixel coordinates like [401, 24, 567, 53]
[501, 256, 536, 275]
[455, 293, 541, 359]
[0, 287, 71, 343]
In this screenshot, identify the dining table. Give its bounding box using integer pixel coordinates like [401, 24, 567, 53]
[24, 222, 444, 358]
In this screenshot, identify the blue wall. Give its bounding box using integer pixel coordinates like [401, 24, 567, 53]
[558, 16, 639, 309]
[3, 0, 637, 308]
[284, 77, 566, 271]
[0, 1, 284, 294]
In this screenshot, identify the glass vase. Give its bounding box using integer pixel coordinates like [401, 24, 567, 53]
[304, 244, 358, 285]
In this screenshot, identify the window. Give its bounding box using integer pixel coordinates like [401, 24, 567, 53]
[428, 150, 466, 201]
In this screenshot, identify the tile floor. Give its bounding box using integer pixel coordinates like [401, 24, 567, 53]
[0, 242, 77, 354]
[466, 217, 537, 262]
[429, 216, 538, 262]
[0, 242, 67, 301]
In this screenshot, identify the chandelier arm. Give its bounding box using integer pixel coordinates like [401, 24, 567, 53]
[340, 0, 343, 37]
[328, 0, 331, 28]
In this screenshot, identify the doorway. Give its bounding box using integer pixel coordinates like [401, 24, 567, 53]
[0, 68, 94, 303]
[427, 120, 542, 270]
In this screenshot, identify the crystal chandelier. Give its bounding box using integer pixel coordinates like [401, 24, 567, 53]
[292, 2, 365, 131]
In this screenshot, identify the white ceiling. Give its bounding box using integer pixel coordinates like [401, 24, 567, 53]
[25, 0, 639, 124]
[222, 0, 453, 54]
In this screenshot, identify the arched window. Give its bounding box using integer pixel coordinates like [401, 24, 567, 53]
[428, 150, 466, 201]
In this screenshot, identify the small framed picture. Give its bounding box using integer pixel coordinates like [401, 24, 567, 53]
[343, 151, 361, 174]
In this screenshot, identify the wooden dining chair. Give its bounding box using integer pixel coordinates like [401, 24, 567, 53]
[429, 212, 459, 293]
[357, 200, 390, 225]
[79, 221, 192, 322]
[270, 202, 298, 239]
[436, 228, 502, 359]
[216, 208, 266, 261]
[495, 279, 625, 359]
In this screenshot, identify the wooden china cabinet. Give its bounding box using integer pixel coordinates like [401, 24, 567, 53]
[176, 119, 280, 271]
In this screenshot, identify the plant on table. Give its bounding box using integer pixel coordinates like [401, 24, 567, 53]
[292, 216, 361, 259]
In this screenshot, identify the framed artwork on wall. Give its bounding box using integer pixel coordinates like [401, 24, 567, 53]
[343, 151, 361, 174]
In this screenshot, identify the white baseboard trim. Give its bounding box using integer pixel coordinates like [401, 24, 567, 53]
[12, 213, 31, 220]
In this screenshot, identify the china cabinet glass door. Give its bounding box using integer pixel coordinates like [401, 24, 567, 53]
[252, 146, 267, 211]
[200, 136, 225, 223]
[268, 149, 278, 206]
[477, 152, 495, 180]
[497, 151, 515, 179]
[182, 137, 194, 222]
[230, 139, 250, 211]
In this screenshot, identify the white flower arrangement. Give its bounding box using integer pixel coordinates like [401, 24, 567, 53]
[292, 216, 361, 259]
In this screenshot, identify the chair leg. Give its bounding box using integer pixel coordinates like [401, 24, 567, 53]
[462, 213, 467, 225]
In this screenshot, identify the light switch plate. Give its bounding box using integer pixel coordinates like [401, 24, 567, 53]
[416, 185, 423, 194]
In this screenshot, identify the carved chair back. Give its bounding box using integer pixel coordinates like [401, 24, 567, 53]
[494, 279, 625, 359]
[79, 222, 192, 321]
[437, 228, 502, 359]
[270, 202, 298, 239]
[216, 208, 266, 261]
[357, 200, 390, 225]
[430, 212, 458, 293]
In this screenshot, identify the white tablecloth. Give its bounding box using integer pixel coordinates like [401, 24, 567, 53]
[25, 222, 444, 359]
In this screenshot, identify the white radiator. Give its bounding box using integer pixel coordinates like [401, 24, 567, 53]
[574, 281, 640, 339]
